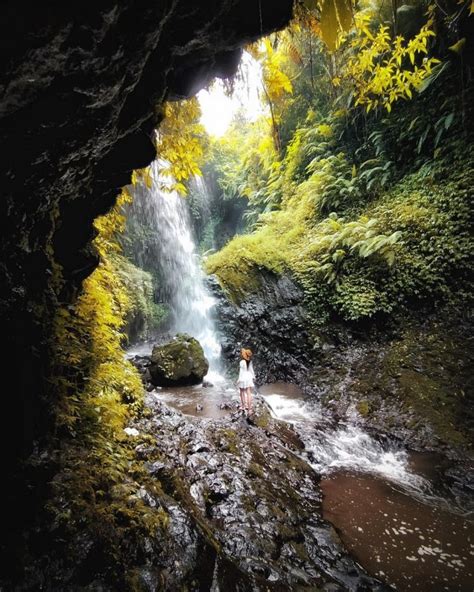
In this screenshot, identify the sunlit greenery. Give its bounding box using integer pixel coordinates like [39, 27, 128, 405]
[205, 0, 473, 331]
[51, 189, 168, 583]
[44, 0, 473, 583]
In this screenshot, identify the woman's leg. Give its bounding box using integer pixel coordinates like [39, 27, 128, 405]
[239, 388, 246, 411]
[246, 387, 253, 413]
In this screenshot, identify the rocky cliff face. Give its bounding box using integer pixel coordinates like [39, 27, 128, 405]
[210, 271, 473, 453]
[0, 0, 294, 462]
[208, 273, 313, 385]
[311, 314, 474, 453]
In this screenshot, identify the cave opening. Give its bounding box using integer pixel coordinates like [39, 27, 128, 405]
[2, 1, 473, 590]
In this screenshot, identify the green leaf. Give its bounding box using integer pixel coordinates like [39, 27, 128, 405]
[417, 62, 450, 94]
[434, 127, 444, 148]
[448, 38, 466, 54]
[417, 125, 431, 154]
[444, 112, 455, 130]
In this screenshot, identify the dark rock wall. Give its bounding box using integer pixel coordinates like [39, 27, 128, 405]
[0, 1, 294, 462]
[209, 271, 473, 452]
[208, 273, 313, 384]
[311, 315, 474, 452]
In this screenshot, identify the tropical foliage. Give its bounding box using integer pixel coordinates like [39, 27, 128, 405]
[156, 97, 207, 193]
[51, 189, 168, 583]
[205, 0, 474, 330]
[339, 13, 440, 112]
[44, 0, 474, 582]
[132, 97, 206, 194]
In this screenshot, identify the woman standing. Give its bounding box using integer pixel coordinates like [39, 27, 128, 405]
[237, 348, 255, 415]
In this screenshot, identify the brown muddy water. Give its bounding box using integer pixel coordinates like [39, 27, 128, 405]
[151, 380, 474, 591]
[321, 472, 473, 591]
[149, 380, 237, 419]
[150, 380, 306, 420]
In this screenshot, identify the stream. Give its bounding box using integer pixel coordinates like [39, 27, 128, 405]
[126, 365, 474, 592]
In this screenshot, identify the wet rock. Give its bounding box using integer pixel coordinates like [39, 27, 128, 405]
[209, 272, 312, 385]
[309, 315, 473, 454]
[1, 0, 295, 528]
[127, 395, 390, 591]
[142, 368, 152, 384]
[149, 333, 209, 387]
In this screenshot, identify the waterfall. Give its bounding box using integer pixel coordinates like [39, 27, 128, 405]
[127, 161, 222, 375]
[189, 176, 212, 228]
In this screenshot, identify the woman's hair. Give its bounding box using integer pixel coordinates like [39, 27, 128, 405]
[241, 348, 253, 369]
[241, 348, 252, 361]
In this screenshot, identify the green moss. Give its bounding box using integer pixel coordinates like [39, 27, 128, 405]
[205, 230, 288, 302]
[247, 462, 264, 478]
[113, 254, 168, 342]
[206, 153, 473, 326]
[381, 324, 472, 446]
[356, 400, 370, 417]
[150, 334, 209, 384]
[215, 428, 240, 455]
[252, 411, 271, 429]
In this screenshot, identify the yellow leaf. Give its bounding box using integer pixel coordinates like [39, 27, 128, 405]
[448, 38, 466, 53]
[320, 0, 339, 51]
[335, 0, 353, 32]
[320, 0, 353, 51]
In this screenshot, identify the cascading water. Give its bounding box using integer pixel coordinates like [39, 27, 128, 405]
[128, 161, 222, 376]
[261, 387, 429, 492]
[188, 175, 213, 245]
[124, 163, 462, 512]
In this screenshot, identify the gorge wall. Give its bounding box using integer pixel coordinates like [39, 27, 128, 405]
[0, 0, 294, 464]
[211, 267, 473, 455]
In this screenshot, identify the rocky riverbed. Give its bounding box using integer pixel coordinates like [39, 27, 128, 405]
[129, 390, 388, 591]
[122, 378, 473, 591]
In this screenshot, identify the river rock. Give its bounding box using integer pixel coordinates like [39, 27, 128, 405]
[149, 334, 209, 387]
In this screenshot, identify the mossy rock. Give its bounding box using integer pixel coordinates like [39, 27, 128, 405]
[149, 333, 209, 386]
[356, 400, 370, 417]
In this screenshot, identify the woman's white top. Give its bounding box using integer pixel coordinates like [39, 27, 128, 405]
[237, 359, 255, 388]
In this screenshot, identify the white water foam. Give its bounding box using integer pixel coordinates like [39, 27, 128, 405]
[262, 389, 428, 491]
[306, 425, 426, 489]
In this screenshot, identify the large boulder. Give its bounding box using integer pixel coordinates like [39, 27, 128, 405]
[149, 334, 209, 386]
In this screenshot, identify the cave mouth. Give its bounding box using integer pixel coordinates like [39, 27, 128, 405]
[3, 1, 473, 590]
[1, 0, 294, 459]
[1, 1, 295, 588]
